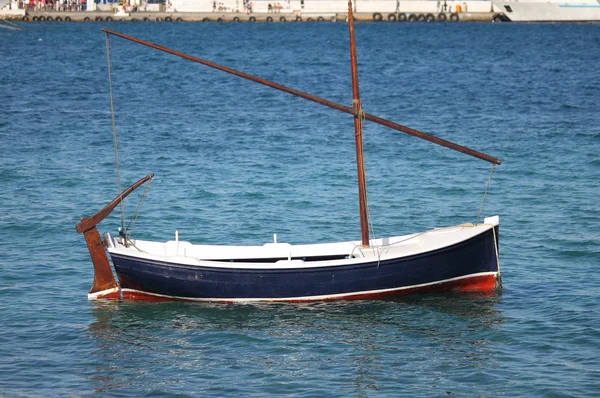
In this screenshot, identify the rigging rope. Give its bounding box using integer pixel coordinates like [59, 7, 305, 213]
[125, 178, 152, 240]
[476, 164, 496, 225]
[105, 33, 125, 232]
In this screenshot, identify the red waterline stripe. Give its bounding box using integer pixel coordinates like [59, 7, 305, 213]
[114, 274, 499, 303]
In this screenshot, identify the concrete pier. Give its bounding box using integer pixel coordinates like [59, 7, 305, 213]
[7, 10, 500, 22]
[2, 0, 506, 22]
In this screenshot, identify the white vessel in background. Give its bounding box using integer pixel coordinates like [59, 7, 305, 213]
[493, 0, 600, 21]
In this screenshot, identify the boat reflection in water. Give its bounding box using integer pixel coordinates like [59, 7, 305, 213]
[87, 294, 504, 394]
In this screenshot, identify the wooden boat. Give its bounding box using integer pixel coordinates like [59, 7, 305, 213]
[76, 1, 502, 302]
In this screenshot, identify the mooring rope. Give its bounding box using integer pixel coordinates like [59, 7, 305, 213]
[476, 164, 496, 225]
[105, 33, 125, 232]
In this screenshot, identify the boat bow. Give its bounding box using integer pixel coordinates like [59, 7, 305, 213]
[76, 174, 153, 299]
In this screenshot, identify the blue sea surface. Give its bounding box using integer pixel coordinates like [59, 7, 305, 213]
[1, 21, 599, 396]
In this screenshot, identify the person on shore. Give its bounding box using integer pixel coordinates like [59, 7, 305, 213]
[212, 0, 216, 12]
[268, 2, 272, 12]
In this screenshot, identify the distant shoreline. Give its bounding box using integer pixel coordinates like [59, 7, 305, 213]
[3, 9, 499, 22]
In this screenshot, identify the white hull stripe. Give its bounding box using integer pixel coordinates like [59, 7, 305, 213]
[120, 272, 499, 302]
[88, 287, 120, 300]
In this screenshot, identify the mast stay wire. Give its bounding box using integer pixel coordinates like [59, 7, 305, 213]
[105, 32, 126, 232]
[125, 178, 152, 242]
[476, 164, 496, 226]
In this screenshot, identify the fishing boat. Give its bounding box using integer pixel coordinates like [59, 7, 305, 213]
[76, 1, 502, 302]
[493, 0, 600, 22]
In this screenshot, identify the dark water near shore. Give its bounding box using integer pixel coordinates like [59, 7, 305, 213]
[1, 22, 599, 396]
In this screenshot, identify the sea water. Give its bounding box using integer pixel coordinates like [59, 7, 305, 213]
[0, 21, 599, 396]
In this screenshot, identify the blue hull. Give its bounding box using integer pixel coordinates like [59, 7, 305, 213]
[110, 227, 499, 301]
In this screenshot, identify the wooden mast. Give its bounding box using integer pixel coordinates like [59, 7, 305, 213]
[101, 27, 503, 249]
[347, 1, 370, 247]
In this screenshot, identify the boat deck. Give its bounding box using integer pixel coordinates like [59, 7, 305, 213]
[107, 216, 499, 269]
